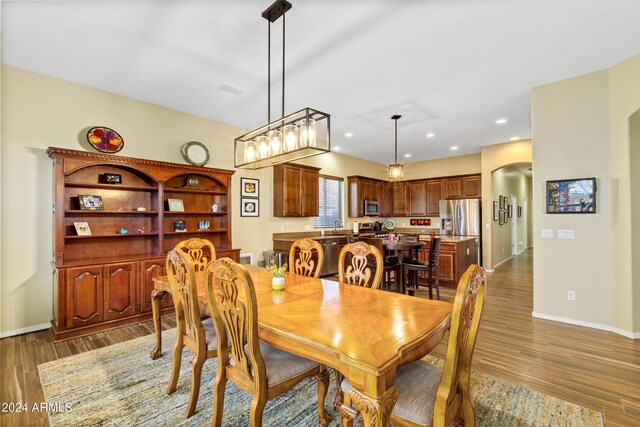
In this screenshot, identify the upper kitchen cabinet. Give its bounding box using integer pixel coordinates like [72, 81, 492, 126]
[443, 174, 482, 199]
[392, 182, 410, 216]
[273, 163, 320, 217]
[347, 176, 390, 217]
[380, 181, 393, 217]
[462, 175, 482, 197]
[409, 180, 427, 216]
[426, 179, 443, 216]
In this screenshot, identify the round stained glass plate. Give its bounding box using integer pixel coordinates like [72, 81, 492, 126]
[180, 141, 210, 166]
[384, 219, 395, 230]
[87, 127, 124, 153]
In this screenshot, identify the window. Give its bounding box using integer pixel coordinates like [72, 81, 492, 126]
[314, 175, 343, 228]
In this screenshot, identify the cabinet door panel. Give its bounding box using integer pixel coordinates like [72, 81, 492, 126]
[444, 178, 462, 199]
[139, 258, 170, 313]
[409, 181, 427, 216]
[283, 166, 302, 216]
[462, 175, 481, 197]
[393, 182, 409, 216]
[104, 262, 137, 321]
[301, 168, 319, 216]
[437, 252, 455, 282]
[426, 180, 443, 216]
[65, 266, 103, 328]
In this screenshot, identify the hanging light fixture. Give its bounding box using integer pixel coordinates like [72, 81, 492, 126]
[234, 0, 330, 169]
[389, 114, 404, 180]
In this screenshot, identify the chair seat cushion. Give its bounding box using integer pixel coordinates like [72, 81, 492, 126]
[341, 360, 442, 426]
[231, 342, 319, 387]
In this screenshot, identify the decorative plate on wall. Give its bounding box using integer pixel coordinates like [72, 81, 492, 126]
[87, 127, 124, 153]
[181, 141, 210, 166]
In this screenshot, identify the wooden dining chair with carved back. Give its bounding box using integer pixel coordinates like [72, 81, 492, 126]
[333, 241, 385, 409]
[404, 237, 441, 299]
[338, 241, 384, 290]
[360, 237, 401, 291]
[165, 248, 218, 418]
[289, 238, 324, 278]
[175, 237, 216, 283]
[339, 264, 487, 427]
[205, 257, 331, 426]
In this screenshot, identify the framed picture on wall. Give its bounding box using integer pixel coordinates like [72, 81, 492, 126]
[493, 201, 499, 221]
[518, 206, 522, 217]
[546, 177, 596, 213]
[508, 204, 513, 218]
[241, 198, 259, 217]
[499, 210, 505, 225]
[241, 178, 260, 197]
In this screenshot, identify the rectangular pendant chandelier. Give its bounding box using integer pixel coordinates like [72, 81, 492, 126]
[234, 107, 330, 169]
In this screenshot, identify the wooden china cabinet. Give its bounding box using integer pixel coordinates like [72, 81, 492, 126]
[48, 147, 239, 340]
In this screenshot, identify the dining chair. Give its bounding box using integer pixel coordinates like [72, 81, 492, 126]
[403, 237, 441, 299]
[359, 237, 401, 291]
[339, 264, 487, 427]
[338, 241, 384, 290]
[175, 237, 216, 282]
[165, 248, 218, 418]
[205, 257, 331, 426]
[289, 238, 324, 278]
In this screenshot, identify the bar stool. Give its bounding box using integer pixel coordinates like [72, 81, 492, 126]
[403, 237, 441, 299]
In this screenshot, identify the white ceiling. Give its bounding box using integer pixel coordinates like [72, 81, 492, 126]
[2, 1, 640, 165]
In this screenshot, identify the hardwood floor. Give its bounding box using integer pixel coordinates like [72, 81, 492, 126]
[1, 249, 639, 426]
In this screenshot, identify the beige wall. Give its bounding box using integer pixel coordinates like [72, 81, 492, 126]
[480, 140, 533, 269]
[491, 165, 532, 266]
[631, 110, 640, 332]
[531, 56, 640, 335]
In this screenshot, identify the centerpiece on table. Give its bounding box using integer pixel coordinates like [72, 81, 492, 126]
[267, 260, 288, 291]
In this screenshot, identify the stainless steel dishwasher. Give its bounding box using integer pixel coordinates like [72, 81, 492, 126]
[319, 238, 339, 276]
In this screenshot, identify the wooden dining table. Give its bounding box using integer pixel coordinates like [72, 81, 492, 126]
[151, 264, 452, 426]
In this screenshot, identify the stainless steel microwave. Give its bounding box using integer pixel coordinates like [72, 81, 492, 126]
[363, 200, 380, 216]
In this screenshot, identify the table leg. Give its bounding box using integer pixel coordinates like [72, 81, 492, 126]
[150, 289, 166, 360]
[349, 386, 398, 427]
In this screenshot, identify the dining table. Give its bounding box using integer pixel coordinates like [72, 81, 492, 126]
[151, 264, 452, 427]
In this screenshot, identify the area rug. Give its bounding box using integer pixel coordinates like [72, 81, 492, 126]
[38, 329, 602, 426]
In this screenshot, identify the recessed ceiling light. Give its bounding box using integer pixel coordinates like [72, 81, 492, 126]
[333, 146, 341, 151]
[345, 132, 353, 138]
[426, 133, 435, 138]
[496, 118, 508, 124]
[510, 136, 519, 141]
[404, 153, 412, 158]
[450, 146, 459, 151]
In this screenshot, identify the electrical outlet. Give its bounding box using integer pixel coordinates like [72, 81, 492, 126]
[304, 225, 311, 231]
[280, 225, 285, 231]
[467, 248, 470, 255]
[485, 223, 490, 230]
[541, 229, 553, 239]
[567, 291, 576, 301]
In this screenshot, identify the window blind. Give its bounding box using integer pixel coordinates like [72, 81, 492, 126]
[314, 176, 343, 228]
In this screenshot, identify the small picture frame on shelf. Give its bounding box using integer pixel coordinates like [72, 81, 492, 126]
[198, 220, 210, 230]
[74, 222, 91, 236]
[167, 198, 185, 212]
[493, 201, 499, 222]
[241, 178, 259, 197]
[78, 195, 104, 210]
[174, 220, 187, 232]
[101, 173, 122, 184]
[241, 198, 259, 217]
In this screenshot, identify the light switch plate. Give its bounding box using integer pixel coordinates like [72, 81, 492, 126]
[541, 229, 553, 239]
[557, 229, 575, 239]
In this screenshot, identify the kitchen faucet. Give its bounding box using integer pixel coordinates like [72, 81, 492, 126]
[334, 218, 342, 234]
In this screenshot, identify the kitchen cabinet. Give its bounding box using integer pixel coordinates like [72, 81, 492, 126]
[409, 180, 427, 216]
[426, 179, 443, 216]
[462, 175, 482, 197]
[392, 182, 410, 216]
[273, 163, 320, 217]
[416, 237, 476, 283]
[380, 181, 393, 217]
[347, 176, 388, 217]
[444, 178, 462, 199]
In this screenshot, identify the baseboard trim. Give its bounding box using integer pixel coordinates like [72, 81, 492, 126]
[532, 312, 639, 339]
[0, 323, 50, 339]
[492, 256, 513, 270]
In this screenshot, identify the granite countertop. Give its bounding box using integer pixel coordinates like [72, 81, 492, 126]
[419, 236, 477, 242]
[272, 234, 350, 242]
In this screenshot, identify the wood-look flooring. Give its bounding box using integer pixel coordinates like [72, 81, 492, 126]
[1, 249, 639, 426]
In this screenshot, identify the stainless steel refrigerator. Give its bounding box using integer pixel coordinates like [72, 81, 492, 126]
[439, 198, 482, 265]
